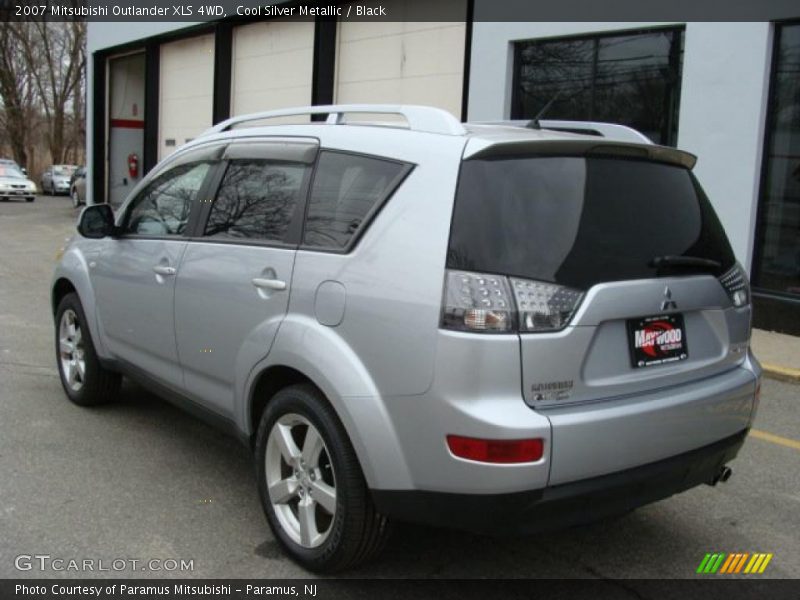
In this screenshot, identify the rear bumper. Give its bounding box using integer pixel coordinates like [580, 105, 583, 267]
[372, 429, 747, 535]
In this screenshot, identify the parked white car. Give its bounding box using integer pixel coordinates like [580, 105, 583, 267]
[0, 164, 37, 202]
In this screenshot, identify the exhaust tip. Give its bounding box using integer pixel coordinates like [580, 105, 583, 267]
[708, 465, 733, 486]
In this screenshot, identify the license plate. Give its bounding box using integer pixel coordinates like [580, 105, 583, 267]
[626, 314, 688, 368]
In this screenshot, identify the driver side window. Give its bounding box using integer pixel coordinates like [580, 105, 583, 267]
[122, 162, 211, 236]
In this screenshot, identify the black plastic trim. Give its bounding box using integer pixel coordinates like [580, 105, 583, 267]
[371, 429, 748, 535]
[107, 357, 248, 447]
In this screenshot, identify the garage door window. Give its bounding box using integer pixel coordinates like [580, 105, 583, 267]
[512, 28, 684, 146]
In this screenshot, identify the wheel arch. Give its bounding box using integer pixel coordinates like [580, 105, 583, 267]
[51, 251, 112, 361]
[243, 338, 415, 491]
[52, 277, 77, 315]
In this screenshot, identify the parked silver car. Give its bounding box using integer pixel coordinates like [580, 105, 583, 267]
[51, 105, 761, 572]
[70, 166, 87, 207]
[41, 164, 78, 195]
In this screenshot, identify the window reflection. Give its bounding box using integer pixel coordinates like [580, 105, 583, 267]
[125, 162, 210, 236]
[513, 28, 684, 146]
[755, 24, 800, 297]
[303, 152, 405, 249]
[205, 160, 307, 242]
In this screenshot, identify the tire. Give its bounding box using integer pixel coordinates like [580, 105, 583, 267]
[26, 197, 34, 202]
[71, 189, 80, 207]
[254, 384, 390, 572]
[55, 292, 121, 406]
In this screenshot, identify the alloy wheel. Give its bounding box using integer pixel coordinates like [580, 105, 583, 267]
[58, 309, 86, 392]
[265, 413, 337, 548]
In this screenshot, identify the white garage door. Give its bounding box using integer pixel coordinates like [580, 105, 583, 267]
[231, 20, 315, 119]
[159, 34, 215, 160]
[334, 0, 466, 119]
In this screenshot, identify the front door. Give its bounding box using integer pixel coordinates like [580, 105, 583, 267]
[92, 160, 214, 388]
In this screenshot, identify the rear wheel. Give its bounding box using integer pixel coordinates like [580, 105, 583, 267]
[55, 292, 121, 406]
[255, 384, 390, 572]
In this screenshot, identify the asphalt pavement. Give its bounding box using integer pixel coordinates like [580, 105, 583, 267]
[0, 195, 798, 580]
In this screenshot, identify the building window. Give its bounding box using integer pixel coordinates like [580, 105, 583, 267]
[754, 23, 800, 302]
[512, 27, 684, 146]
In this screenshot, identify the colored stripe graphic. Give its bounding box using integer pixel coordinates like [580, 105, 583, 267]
[703, 553, 726, 573]
[697, 554, 712, 573]
[734, 553, 749, 573]
[758, 554, 773, 573]
[697, 552, 772, 575]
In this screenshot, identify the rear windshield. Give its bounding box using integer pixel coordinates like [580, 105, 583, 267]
[447, 156, 735, 290]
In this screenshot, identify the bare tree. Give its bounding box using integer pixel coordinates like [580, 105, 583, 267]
[0, 22, 38, 168]
[13, 20, 85, 165]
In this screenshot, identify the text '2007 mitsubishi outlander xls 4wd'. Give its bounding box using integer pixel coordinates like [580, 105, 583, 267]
[52, 105, 761, 572]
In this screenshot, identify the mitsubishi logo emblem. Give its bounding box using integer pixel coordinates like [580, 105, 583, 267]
[661, 286, 678, 311]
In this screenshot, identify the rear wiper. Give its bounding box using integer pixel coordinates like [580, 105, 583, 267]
[649, 255, 722, 270]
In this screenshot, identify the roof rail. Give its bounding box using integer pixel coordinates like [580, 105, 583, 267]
[202, 104, 467, 137]
[473, 119, 653, 145]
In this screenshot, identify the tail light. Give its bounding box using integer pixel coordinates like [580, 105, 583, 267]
[441, 269, 583, 333]
[441, 270, 514, 332]
[718, 263, 750, 307]
[510, 278, 584, 332]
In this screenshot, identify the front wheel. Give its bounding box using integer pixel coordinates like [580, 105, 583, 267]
[71, 189, 80, 207]
[254, 384, 390, 572]
[55, 292, 121, 406]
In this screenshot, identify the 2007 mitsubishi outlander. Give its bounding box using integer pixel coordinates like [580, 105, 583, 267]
[51, 105, 761, 572]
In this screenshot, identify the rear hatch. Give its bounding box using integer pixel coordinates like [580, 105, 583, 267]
[447, 140, 751, 408]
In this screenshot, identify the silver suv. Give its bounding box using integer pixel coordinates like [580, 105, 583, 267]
[52, 105, 761, 572]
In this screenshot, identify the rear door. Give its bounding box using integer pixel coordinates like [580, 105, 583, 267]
[449, 146, 756, 482]
[174, 139, 317, 417]
[448, 150, 750, 408]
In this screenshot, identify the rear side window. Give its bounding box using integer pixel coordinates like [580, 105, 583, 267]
[303, 151, 407, 250]
[205, 160, 308, 242]
[447, 156, 735, 290]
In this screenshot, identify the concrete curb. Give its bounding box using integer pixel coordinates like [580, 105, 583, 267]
[761, 363, 800, 384]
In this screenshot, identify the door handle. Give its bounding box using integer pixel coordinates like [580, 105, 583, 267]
[252, 277, 287, 291]
[153, 265, 177, 276]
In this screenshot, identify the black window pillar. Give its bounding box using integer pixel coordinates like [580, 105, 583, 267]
[143, 42, 160, 174]
[311, 17, 337, 120]
[91, 52, 107, 204]
[212, 22, 233, 125]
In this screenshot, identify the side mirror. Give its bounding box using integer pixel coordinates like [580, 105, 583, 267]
[77, 204, 116, 239]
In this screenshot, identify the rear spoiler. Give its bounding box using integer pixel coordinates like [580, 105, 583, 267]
[463, 138, 697, 170]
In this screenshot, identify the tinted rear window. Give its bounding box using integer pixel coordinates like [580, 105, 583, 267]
[303, 151, 407, 250]
[447, 157, 735, 289]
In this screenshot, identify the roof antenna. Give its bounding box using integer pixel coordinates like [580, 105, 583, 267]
[527, 92, 561, 130]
